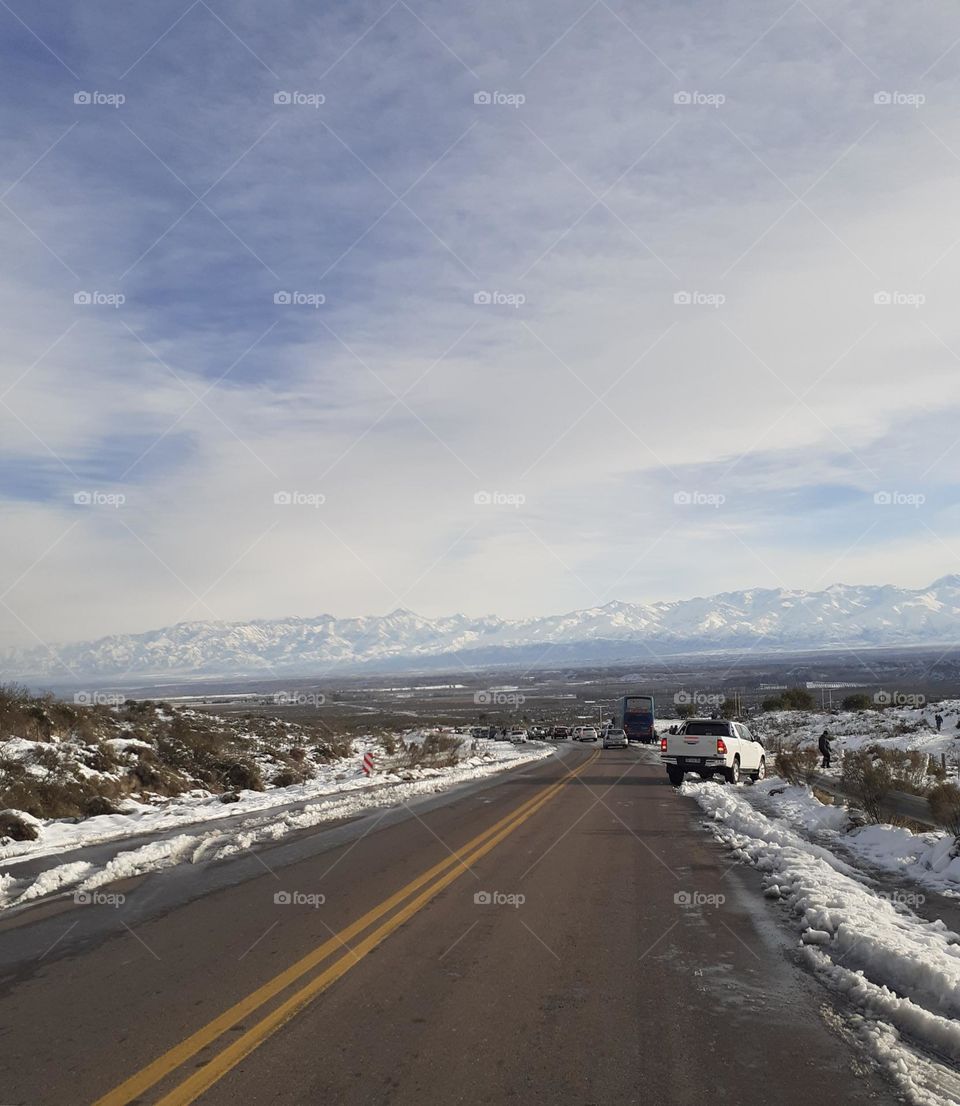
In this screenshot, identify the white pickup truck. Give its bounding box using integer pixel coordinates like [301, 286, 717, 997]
[660, 719, 766, 786]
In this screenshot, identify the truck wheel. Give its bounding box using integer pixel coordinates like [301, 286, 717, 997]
[750, 757, 766, 783]
[666, 766, 684, 786]
[725, 758, 740, 785]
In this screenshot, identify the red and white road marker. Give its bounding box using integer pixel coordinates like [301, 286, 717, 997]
[362, 751, 375, 776]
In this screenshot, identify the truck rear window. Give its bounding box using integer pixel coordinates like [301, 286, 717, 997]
[682, 721, 730, 736]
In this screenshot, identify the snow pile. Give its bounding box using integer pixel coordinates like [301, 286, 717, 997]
[0, 741, 554, 910]
[749, 779, 960, 896]
[684, 779, 960, 1105]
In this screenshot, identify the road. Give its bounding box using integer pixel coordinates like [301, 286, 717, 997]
[0, 744, 898, 1105]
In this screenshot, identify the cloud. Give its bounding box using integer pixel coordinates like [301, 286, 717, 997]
[2, 0, 960, 647]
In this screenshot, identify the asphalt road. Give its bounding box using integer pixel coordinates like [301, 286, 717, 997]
[0, 744, 898, 1105]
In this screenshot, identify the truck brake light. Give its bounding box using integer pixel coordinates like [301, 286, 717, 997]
[660, 737, 667, 752]
[716, 738, 727, 755]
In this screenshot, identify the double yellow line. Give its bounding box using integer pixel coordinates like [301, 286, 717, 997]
[94, 750, 598, 1106]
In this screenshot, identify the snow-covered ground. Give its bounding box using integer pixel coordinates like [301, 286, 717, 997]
[755, 701, 960, 770]
[0, 736, 554, 911]
[744, 779, 960, 897]
[683, 777, 960, 1105]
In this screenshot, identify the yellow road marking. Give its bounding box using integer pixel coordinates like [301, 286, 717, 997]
[94, 751, 597, 1106]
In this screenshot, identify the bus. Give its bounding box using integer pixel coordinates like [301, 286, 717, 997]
[620, 695, 655, 743]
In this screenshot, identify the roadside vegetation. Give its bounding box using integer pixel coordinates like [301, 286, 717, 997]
[0, 685, 369, 838]
[0, 685, 505, 842]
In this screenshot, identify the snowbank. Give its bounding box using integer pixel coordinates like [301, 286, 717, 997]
[0, 740, 554, 909]
[684, 779, 960, 1105]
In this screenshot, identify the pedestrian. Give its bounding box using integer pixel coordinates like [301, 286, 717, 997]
[818, 729, 832, 769]
[935, 713, 943, 732]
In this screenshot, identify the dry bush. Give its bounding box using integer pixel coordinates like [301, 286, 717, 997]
[857, 746, 931, 794]
[840, 751, 894, 822]
[929, 783, 960, 836]
[311, 733, 354, 762]
[0, 810, 38, 841]
[772, 743, 821, 785]
[216, 759, 264, 792]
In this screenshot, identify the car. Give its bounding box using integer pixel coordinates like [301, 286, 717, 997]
[508, 728, 528, 744]
[660, 719, 765, 786]
[603, 728, 628, 749]
[551, 726, 571, 740]
[578, 727, 599, 743]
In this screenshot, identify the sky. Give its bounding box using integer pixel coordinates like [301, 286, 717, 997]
[3, 0, 960, 649]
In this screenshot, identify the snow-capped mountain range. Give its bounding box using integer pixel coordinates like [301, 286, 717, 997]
[5, 577, 960, 683]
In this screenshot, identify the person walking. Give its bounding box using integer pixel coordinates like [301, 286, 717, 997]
[818, 729, 832, 769]
[935, 713, 943, 732]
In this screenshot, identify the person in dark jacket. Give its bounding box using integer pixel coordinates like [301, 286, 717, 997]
[935, 713, 943, 732]
[818, 729, 832, 769]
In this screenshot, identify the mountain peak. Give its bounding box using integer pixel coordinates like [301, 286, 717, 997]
[7, 578, 959, 683]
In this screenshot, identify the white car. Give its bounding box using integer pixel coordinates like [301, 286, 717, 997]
[660, 719, 765, 786]
[603, 728, 628, 749]
[577, 727, 599, 743]
[508, 729, 528, 744]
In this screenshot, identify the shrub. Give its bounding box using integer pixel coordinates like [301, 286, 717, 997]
[840, 751, 894, 822]
[83, 795, 119, 817]
[780, 687, 815, 711]
[0, 810, 38, 841]
[271, 768, 306, 788]
[773, 744, 821, 786]
[842, 693, 873, 711]
[217, 759, 264, 792]
[929, 783, 960, 836]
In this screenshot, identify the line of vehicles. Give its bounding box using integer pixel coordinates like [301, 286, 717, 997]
[470, 695, 658, 748]
[468, 690, 769, 785]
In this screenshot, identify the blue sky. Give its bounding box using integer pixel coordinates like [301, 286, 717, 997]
[3, 0, 960, 647]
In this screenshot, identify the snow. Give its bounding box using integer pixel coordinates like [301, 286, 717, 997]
[0, 739, 555, 909]
[10, 576, 960, 678]
[683, 778, 960, 1104]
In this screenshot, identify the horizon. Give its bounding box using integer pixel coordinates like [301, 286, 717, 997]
[6, 571, 959, 657]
